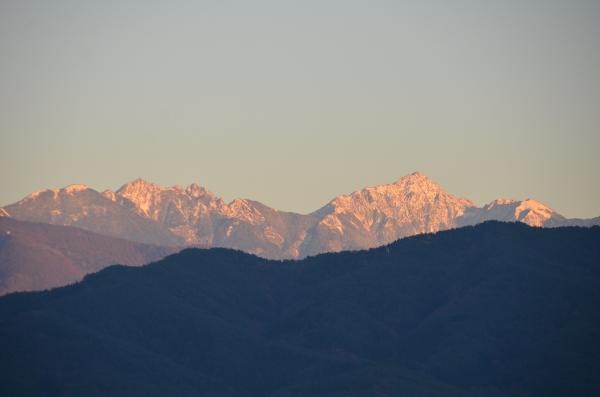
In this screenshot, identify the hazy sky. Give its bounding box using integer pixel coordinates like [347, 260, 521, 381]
[1, 0, 599, 217]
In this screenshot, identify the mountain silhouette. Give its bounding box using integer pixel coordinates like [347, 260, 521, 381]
[1, 222, 599, 397]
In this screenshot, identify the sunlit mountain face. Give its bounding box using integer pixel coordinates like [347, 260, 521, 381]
[2, 172, 594, 259]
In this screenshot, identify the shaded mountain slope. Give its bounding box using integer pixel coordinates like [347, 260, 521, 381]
[1, 222, 599, 396]
[0, 217, 176, 295]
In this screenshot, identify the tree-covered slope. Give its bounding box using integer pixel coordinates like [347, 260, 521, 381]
[1, 222, 599, 397]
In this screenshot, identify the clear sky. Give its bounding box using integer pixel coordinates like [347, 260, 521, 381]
[1, 0, 599, 218]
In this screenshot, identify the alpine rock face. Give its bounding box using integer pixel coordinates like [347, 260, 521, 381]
[2, 172, 598, 259]
[113, 179, 228, 245]
[458, 198, 566, 227]
[112, 179, 315, 258]
[299, 172, 476, 256]
[3, 184, 182, 246]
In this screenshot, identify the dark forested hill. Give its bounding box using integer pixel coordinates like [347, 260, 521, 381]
[1, 222, 599, 397]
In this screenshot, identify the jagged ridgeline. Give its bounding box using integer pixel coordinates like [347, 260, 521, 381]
[2, 172, 597, 259]
[1, 222, 599, 397]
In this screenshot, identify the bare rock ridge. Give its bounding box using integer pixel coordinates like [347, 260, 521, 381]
[459, 198, 566, 227]
[3, 184, 181, 246]
[2, 172, 597, 259]
[301, 172, 477, 254]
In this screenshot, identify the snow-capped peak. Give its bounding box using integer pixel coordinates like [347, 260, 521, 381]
[64, 184, 89, 194]
[115, 179, 167, 218]
[478, 198, 560, 227]
[485, 198, 518, 208]
[116, 178, 160, 194]
[223, 199, 265, 225]
[313, 172, 477, 247]
[396, 171, 431, 183]
[185, 183, 212, 198]
[514, 199, 557, 226]
[102, 190, 117, 202]
[24, 188, 53, 200]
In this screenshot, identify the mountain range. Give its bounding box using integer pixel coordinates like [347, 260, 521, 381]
[2, 172, 598, 260]
[1, 222, 599, 396]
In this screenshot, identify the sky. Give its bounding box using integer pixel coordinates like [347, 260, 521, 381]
[1, 0, 599, 218]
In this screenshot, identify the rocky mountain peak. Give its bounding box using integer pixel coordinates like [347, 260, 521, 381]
[486, 198, 518, 208]
[185, 183, 213, 199]
[514, 199, 559, 226]
[116, 178, 161, 195]
[393, 172, 471, 203]
[114, 179, 166, 218]
[476, 198, 562, 227]
[21, 184, 91, 201]
[63, 184, 89, 194]
[223, 199, 266, 225]
[395, 171, 439, 187]
[303, 173, 480, 256]
[396, 171, 434, 184]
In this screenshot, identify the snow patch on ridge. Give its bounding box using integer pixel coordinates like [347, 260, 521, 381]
[64, 184, 88, 194]
[26, 189, 53, 200]
[102, 190, 117, 202]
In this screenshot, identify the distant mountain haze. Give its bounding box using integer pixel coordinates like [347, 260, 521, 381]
[2, 172, 597, 259]
[0, 217, 175, 295]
